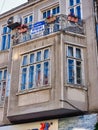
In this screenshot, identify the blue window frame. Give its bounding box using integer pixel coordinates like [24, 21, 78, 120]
[44, 49, 49, 59]
[76, 0, 80, 4]
[22, 55, 27, 66]
[30, 53, 34, 64]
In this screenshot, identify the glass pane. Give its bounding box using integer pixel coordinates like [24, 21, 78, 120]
[30, 53, 34, 63]
[70, 8, 74, 15]
[57, 6, 60, 13]
[52, 8, 56, 15]
[29, 15, 33, 22]
[76, 0, 80, 4]
[76, 61, 81, 84]
[7, 27, 11, 33]
[29, 66, 34, 88]
[8, 34, 11, 49]
[47, 10, 50, 17]
[22, 55, 27, 65]
[68, 59, 74, 83]
[76, 48, 81, 59]
[36, 51, 41, 62]
[43, 12, 46, 19]
[1, 82, 6, 101]
[21, 68, 27, 90]
[0, 71, 2, 81]
[3, 27, 7, 34]
[44, 49, 49, 59]
[69, 0, 74, 6]
[4, 70, 7, 80]
[76, 6, 81, 19]
[68, 46, 73, 57]
[24, 17, 28, 24]
[2, 35, 6, 50]
[36, 64, 41, 86]
[43, 62, 49, 85]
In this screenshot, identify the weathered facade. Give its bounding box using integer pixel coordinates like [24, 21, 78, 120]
[0, 0, 97, 129]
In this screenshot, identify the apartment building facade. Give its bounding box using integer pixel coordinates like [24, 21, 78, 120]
[0, 0, 98, 129]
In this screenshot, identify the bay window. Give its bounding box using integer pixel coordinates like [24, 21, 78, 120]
[20, 48, 50, 91]
[67, 46, 82, 85]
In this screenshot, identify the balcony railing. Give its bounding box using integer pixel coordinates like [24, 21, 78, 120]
[12, 14, 85, 46]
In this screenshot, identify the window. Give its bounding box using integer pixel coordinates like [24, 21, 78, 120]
[0, 69, 7, 102]
[23, 14, 33, 41]
[1, 26, 11, 50]
[24, 14, 33, 29]
[43, 6, 60, 19]
[67, 46, 82, 84]
[69, 0, 81, 19]
[20, 48, 50, 91]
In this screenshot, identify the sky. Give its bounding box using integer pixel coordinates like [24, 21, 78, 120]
[0, 0, 28, 14]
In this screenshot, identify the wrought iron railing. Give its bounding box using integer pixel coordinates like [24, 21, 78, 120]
[12, 14, 85, 45]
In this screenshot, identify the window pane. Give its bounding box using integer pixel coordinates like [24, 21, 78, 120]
[8, 34, 11, 49]
[3, 27, 7, 34]
[52, 8, 56, 15]
[29, 15, 33, 22]
[29, 66, 34, 88]
[44, 49, 49, 59]
[24, 17, 28, 24]
[76, 6, 81, 19]
[68, 59, 74, 83]
[36, 64, 41, 86]
[21, 68, 27, 90]
[36, 51, 41, 62]
[0, 71, 2, 81]
[76, 61, 81, 84]
[22, 55, 27, 65]
[57, 6, 60, 13]
[47, 10, 50, 17]
[7, 27, 11, 33]
[68, 46, 73, 57]
[76, 0, 80, 4]
[1, 82, 6, 101]
[2, 35, 6, 50]
[43, 12, 46, 19]
[70, 8, 74, 15]
[30, 53, 34, 63]
[76, 48, 81, 59]
[69, 0, 74, 6]
[4, 70, 7, 80]
[43, 62, 49, 85]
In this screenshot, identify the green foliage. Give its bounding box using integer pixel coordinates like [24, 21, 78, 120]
[94, 122, 98, 130]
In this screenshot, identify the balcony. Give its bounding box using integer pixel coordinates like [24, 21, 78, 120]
[12, 14, 85, 46]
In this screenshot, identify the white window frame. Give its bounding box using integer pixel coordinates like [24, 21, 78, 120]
[1, 25, 11, 50]
[67, 45, 84, 85]
[19, 48, 50, 91]
[0, 68, 7, 102]
[68, 0, 83, 19]
[42, 5, 60, 19]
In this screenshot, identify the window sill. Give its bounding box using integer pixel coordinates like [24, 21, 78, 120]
[16, 85, 51, 96]
[64, 83, 87, 91]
